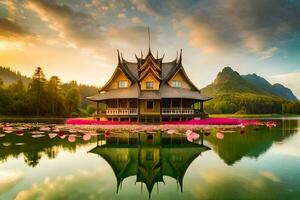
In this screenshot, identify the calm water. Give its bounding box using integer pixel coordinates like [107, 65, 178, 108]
[0, 118, 299, 200]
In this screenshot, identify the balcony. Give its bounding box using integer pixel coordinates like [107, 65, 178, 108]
[106, 108, 138, 115]
[161, 108, 194, 115]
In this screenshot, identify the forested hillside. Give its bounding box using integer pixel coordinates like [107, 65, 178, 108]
[0, 67, 98, 117]
[201, 67, 299, 114]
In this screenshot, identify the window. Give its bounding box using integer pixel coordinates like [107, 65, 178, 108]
[147, 100, 154, 110]
[146, 81, 154, 89]
[172, 80, 182, 88]
[118, 80, 128, 88]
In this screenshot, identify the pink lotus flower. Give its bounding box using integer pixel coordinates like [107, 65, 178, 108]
[266, 121, 276, 128]
[185, 130, 193, 136]
[216, 132, 224, 139]
[3, 126, 13, 131]
[40, 127, 51, 131]
[16, 130, 24, 136]
[53, 128, 60, 132]
[48, 133, 57, 138]
[83, 133, 91, 141]
[68, 134, 76, 142]
[187, 132, 199, 142]
[4, 130, 13, 134]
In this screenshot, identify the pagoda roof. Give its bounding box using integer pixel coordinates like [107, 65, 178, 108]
[88, 49, 213, 101]
[87, 83, 212, 101]
[89, 143, 210, 197]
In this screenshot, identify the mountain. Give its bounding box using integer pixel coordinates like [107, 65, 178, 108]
[202, 67, 265, 96]
[0, 66, 31, 85]
[242, 73, 298, 101]
[201, 67, 298, 114]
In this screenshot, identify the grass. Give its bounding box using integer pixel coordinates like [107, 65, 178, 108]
[210, 114, 300, 118]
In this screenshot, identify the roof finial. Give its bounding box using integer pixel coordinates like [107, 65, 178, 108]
[156, 50, 158, 59]
[117, 49, 121, 63]
[148, 26, 151, 51]
[178, 49, 182, 63]
[141, 50, 143, 59]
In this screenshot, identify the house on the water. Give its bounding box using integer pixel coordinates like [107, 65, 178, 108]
[89, 132, 210, 197]
[87, 47, 212, 123]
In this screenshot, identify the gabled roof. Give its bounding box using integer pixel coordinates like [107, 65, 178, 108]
[99, 50, 136, 92]
[139, 66, 161, 81]
[164, 50, 201, 92]
[88, 49, 213, 101]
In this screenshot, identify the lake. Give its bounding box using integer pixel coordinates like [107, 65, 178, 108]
[0, 118, 299, 200]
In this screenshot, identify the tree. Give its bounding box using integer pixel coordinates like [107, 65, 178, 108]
[47, 76, 65, 116]
[86, 104, 96, 115]
[0, 78, 3, 89]
[7, 79, 28, 115]
[65, 86, 81, 116]
[28, 67, 47, 116]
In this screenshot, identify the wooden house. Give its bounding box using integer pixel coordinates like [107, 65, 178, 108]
[87, 48, 212, 123]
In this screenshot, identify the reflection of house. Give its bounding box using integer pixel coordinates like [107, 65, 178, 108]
[89, 133, 210, 198]
[87, 31, 212, 122]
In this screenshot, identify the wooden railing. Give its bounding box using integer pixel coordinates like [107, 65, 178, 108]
[161, 108, 194, 115]
[106, 108, 138, 115]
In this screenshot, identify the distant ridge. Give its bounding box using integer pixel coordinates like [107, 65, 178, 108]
[201, 67, 298, 114]
[242, 73, 298, 101]
[0, 66, 31, 85]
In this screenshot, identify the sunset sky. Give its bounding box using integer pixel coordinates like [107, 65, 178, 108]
[0, 0, 299, 98]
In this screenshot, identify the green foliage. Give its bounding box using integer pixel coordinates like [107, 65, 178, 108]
[204, 93, 288, 114]
[65, 87, 81, 115]
[202, 67, 300, 114]
[0, 67, 96, 117]
[79, 108, 90, 117]
[70, 112, 79, 118]
[28, 67, 47, 116]
[0, 66, 31, 85]
[86, 105, 96, 115]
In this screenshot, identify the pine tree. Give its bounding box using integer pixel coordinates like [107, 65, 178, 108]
[47, 76, 66, 116]
[28, 67, 47, 116]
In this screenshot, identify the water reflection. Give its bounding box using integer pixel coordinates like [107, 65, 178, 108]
[89, 132, 210, 198]
[204, 119, 298, 165]
[0, 119, 299, 199]
[0, 124, 96, 167]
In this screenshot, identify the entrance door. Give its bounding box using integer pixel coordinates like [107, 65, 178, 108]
[146, 100, 154, 112]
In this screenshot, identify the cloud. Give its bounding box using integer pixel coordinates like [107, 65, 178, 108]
[0, 170, 23, 195]
[25, 0, 157, 60]
[260, 47, 278, 60]
[175, 0, 300, 58]
[0, 18, 34, 40]
[260, 171, 280, 182]
[26, 0, 105, 47]
[14, 169, 113, 200]
[131, 16, 142, 24]
[1, 0, 17, 19]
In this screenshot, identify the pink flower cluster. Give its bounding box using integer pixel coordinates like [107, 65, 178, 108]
[65, 118, 259, 126]
[65, 118, 133, 125]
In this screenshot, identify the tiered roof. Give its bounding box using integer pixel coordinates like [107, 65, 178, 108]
[87, 49, 212, 101]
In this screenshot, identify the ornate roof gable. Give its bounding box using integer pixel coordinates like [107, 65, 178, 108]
[136, 50, 165, 84]
[164, 50, 201, 92]
[99, 50, 136, 92]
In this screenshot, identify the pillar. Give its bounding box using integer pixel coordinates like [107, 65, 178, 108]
[200, 101, 204, 112]
[96, 102, 99, 114]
